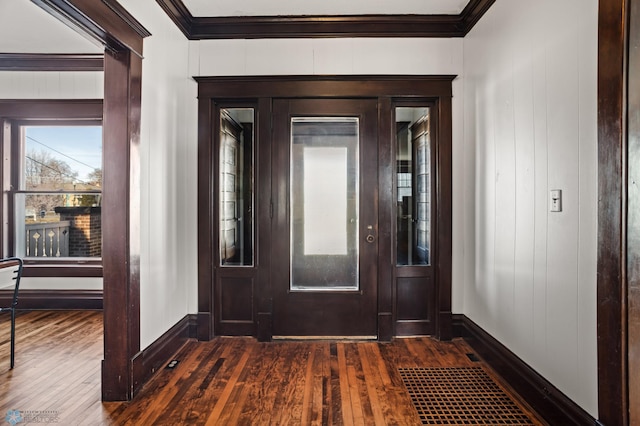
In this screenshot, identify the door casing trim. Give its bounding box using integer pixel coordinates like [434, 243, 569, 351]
[196, 75, 455, 341]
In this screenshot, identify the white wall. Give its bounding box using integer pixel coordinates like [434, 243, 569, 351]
[0, 0, 102, 54]
[19, 277, 102, 290]
[462, 0, 598, 416]
[192, 38, 462, 76]
[0, 72, 103, 99]
[119, 0, 199, 349]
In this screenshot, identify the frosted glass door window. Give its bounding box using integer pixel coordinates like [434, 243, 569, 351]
[290, 118, 359, 291]
[303, 147, 348, 255]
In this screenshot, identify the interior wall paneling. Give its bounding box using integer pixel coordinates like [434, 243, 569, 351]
[463, 0, 598, 415]
[0, 71, 104, 99]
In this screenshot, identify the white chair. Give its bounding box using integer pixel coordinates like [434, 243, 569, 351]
[0, 258, 23, 369]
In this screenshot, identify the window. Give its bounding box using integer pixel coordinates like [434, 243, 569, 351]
[219, 107, 254, 266]
[0, 100, 103, 276]
[395, 106, 431, 266]
[15, 124, 102, 259]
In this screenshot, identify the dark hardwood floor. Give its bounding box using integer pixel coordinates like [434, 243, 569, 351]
[0, 311, 544, 425]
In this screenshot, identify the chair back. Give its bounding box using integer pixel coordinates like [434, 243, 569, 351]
[0, 258, 23, 308]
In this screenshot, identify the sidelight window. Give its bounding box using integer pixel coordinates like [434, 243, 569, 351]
[395, 107, 431, 266]
[219, 108, 255, 266]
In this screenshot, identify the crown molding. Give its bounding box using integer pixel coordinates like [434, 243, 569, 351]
[156, 0, 495, 39]
[459, 0, 496, 34]
[32, 0, 150, 57]
[0, 53, 104, 71]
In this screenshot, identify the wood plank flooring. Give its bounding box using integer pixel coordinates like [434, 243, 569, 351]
[0, 311, 545, 425]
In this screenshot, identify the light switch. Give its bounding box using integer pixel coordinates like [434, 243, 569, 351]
[550, 189, 562, 212]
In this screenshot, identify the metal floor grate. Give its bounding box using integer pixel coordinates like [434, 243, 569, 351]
[399, 367, 536, 425]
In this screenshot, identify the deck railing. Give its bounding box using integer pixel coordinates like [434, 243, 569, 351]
[25, 221, 70, 257]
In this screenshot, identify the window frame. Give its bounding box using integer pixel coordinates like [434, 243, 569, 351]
[0, 100, 103, 277]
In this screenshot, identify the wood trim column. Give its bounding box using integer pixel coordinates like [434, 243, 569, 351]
[256, 97, 273, 342]
[32, 0, 149, 403]
[377, 97, 393, 341]
[196, 97, 214, 341]
[101, 49, 142, 401]
[435, 95, 453, 341]
[597, 0, 628, 423]
[627, 0, 640, 423]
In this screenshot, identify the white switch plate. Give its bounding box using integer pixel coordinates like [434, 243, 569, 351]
[550, 189, 562, 212]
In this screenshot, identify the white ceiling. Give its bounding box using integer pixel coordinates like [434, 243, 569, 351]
[0, 0, 102, 54]
[182, 0, 472, 17]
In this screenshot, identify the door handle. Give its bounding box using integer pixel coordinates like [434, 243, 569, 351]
[365, 225, 375, 243]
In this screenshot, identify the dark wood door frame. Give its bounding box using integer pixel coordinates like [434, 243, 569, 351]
[196, 75, 454, 342]
[32, 0, 150, 401]
[598, 0, 637, 423]
[629, 2, 640, 424]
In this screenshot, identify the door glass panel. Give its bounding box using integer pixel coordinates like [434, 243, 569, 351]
[219, 108, 254, 266]
[396, 107, 431, 266]
[290, 117, 359, 291]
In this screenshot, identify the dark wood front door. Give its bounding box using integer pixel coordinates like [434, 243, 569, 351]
[271, 99, 379, 337]
[197, 76, 454, 343]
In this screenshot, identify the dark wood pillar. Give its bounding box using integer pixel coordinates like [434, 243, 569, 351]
[31, 0, 149, 403]
[101, 49, 142, 401]
[435, 95, 453, 341]
[196, 97, 214, 341]
[256, 97, 273, 342]
[597, 0, 628, 423]
[627, 0, 640, 423]
[377, 97, 394, 341]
